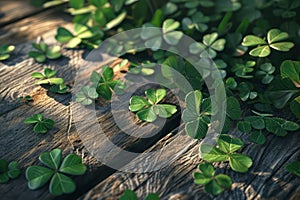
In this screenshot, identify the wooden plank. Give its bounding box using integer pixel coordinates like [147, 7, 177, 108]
[79, 126, 300, 199]
[0, 0, 43, 27]
[0, 6, 70, 45]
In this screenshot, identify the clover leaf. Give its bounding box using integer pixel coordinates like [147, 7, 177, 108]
[286, 161, 300, 177]
[129, 61, 156, 76]
[26, 148, 86, 196]
[90, 66, 125, 100]
[182, 11, 209, 33]
[55, 23, 103, 48]
[28, 42, 61, 63]
[231, 60, 255, 79]
[193, 163, 232, 195]
[200, 134, 253, 173]
[0, 45, 15, 61]
[119, 189, 160, 200]
[49, 84, 70, 94]
[129, 88, 177, 122]
[242, 28, 294, 57]
[31, 68, 64, 85]
[182, 90, 212, 139]
[256, 63, 275, 84]
[280, 60, 300, 87]
[141, 19, 183, 50]
[75, 86, 99, 106]
[237, 82, 257, 101]
[0, 159, 21, 184]
[24, 114, 55, 134]
[189, 33, 225, 59]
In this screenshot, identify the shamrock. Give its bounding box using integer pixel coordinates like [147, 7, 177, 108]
[24, 114, 54, 134]
[0, 159, 21, 184]
[193, 163, 232, 195]
[200, 134, 253, 173]
[189, 32, 226, 58]
[31, 68, 64, 85]
[129, 88, 177, 122]
[28, 42, 61, 63]
[90, 66, 125, 100]
[0, 45, 15, 61]
[26, 149, 86, 196]
[182, 90, 212, 139]
[141, 19, 184, 50]
[55, 23, 103, 48]
[242, 28, 294, 57]
[75, 86, 99, 106]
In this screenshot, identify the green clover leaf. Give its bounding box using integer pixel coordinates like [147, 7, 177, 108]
[31, 68, 64, 85]
[200, 134, 253, 173]
[26, 148, 87, 196]
[24, 114, 55, 134]
[0, 159, 21, 184]
[29, 42, 61, 63]
[242, 29, 294, 57]
[193, 163, 232, 195]
[129, 88, 177, 122]
[286, 161, 300, 177]
[0, 45, 15, 61]
[76, 86, 99, 106]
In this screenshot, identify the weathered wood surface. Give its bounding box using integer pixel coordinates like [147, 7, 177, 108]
[1, 2, 300, 200]
[80, 126, 300, 200]
[0, 0, 42, 27]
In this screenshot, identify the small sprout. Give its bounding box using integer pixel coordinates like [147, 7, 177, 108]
[31, 68, 64, 85]
[29, 42, 61, 63]
[18, 95, 33, 102]
[24, 114, 54, 134]
[129, 88, 177, 123]
[242, 28, 294, 57]
[75, 86, 98, 106]
[129, 61, 156, 76]
[0, 45, 15, 61]
[193, 163, 232, 195]
[90, 66, 125, 100]
[286, 161, 300, 177]
[0, 159, 21, 184]
[26, 148, 86, 196]
[200, 134, 253, 173]
[256, 63, 275, 84]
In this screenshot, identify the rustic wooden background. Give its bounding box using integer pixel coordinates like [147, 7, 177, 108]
[0, 1, 300, 199]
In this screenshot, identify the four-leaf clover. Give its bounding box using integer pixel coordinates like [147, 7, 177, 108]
[193, 163, 232, 195]
[129, 88, 177, 122]
[29, 42, 61, 63]
[0, 159, 21, 184]
[26, 149, 87, 196]
[24, 114, 55, 134]
[242, 29, 294, 57]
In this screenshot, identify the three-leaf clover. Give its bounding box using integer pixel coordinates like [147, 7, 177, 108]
[75, 86, 99, 106]
[200, 134, 253, 173]
[0, 159, 21, 184]
[141, 19, 183, 50]
[286, 161, 300, 177]
[0, 45, 15, 61]
[55, 23, 103, 48]
[26, 149, 87, 196]
[119, 189, 160, 200]
[24, 114, 55, 134]
[129, 88, 177, 122]
[231, 60, 255, 79]
[193, 163, 232, 195]
[242, 28, 294, 57]
[189, 33, 225, 58]
[31, 68, 64, 85]
[28, 42, 61, 63]
[182, 90, 212, 139]
[256, 63, 275, 84]
[90, 66, 124, 100]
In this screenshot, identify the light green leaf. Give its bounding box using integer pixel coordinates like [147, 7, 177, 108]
[217, 134, 244, 153]
[229, 154, 253, 173]
[270, 42, 294, 51]
[55, 27, 74, 43]
[242, 35, 267, 46]
[136, 107, 157, 122]
[200, 144, 228, 162]
[267, 29, 289, 44]
[249, 45, 270, 57]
